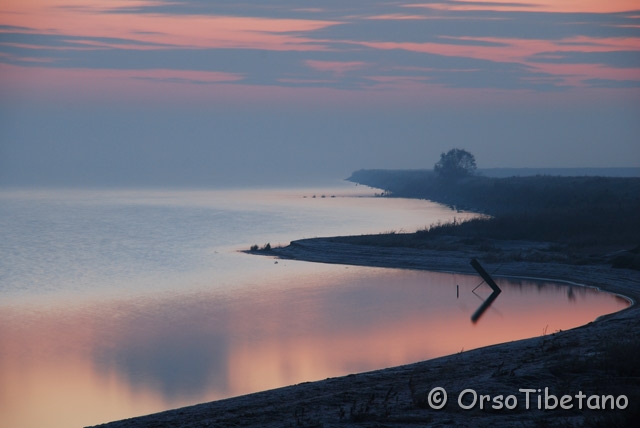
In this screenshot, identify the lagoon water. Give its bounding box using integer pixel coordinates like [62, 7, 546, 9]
[0, 184, 628, 428]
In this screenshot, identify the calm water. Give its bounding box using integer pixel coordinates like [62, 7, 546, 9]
[0, 185, 628, 428]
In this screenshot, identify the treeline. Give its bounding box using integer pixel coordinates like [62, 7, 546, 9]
[347, 169, 640, 245]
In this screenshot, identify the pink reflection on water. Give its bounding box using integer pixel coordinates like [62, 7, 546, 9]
[0, 268, 628, 427]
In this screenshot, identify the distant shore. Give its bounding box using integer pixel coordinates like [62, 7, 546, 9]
[91, 236, 639, 428]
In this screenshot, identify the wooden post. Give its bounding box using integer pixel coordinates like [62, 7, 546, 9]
[470, 258, 501, 294]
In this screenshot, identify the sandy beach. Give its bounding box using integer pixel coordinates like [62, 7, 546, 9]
[90, 237, 639, 428]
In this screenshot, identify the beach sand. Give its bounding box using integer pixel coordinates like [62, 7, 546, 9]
[90, 237, 639, 427]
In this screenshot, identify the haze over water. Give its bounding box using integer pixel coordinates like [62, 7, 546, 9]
[0, 185, 628, 428]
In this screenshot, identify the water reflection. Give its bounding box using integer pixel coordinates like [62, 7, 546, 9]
[471, 289, 502, 324]
[0, 268, 628, 428]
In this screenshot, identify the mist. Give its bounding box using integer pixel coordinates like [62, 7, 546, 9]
[2, 102, 638, 188]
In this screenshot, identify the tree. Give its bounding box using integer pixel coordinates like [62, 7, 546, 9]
[434, 148, 477, 179]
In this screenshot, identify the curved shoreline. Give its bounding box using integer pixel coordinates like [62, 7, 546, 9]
[272, 237, 639, 304]
[92, 237, 639, 428]
[489, 275, 635, 309]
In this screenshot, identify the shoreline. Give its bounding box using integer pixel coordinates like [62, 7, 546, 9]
[91, 237, 640, 428]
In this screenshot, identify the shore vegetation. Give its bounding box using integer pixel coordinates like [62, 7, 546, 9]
[347, 169, 640, 269]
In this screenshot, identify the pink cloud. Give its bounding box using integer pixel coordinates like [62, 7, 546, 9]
[365, 14, 427, 20]
[404, 1, 640, 13]
[356, 35, 640, 87]
[305, 60, 368, 75]
[1, 1, 341, 52]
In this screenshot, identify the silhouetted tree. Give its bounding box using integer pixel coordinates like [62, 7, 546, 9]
[434, 148, 477, 179]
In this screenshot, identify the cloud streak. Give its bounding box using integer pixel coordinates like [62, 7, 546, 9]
[1, 0, 638, 101]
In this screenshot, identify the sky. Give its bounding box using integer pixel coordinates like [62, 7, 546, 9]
[1, 0, 639, 187]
